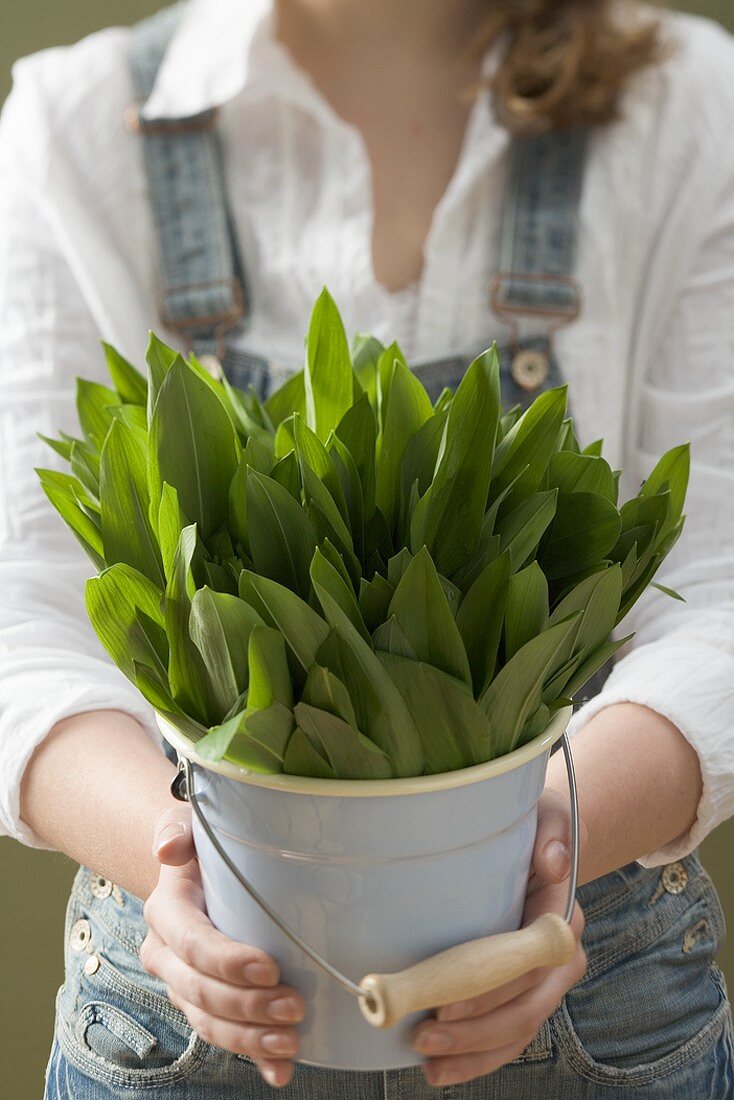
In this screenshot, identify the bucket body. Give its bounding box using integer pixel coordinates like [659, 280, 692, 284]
[158, 709, 569, 1071]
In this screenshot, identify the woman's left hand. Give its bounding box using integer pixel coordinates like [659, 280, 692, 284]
[411, 788, 588, 1087]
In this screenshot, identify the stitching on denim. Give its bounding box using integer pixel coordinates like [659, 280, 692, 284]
[76, 1000, 158, 1061]
[56, 1010, 208, 1091]
[581, 884, 719, 984]
[554, 993, 731, 1087]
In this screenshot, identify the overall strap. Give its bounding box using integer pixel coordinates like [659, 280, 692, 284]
[127, 5, 248, 360]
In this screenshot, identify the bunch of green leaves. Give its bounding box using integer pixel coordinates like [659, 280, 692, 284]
[37, 289, 689, 777]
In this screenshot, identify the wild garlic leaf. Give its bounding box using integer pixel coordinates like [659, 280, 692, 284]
[388, 546, 472, 686]
[37, 469, 105, 569]
[305, 288, 354, 441]
[77, 378, 122, 452]
[149, 359, 241, 540]
[100, 418, 164, 586]
[189, 587, 263, 719]
[456, 551, 511, 696]
[540, 492, 621, 581]
[246, 468, 317, 599]
[239, 571, 330, 673]
[85, 563, 166, 683]
[293, 702, 392, 780]
[505, 562, 549, 661]
[102, 343, 148, 407]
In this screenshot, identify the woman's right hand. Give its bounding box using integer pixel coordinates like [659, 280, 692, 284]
[140, 805, 305, 1089]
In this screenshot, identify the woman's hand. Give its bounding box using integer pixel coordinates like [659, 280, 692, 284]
[140, 805, 305, 1089]
[411, 789, 588, 1087]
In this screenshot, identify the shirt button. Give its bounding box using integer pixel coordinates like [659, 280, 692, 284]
[70, 918, 92, 953]
[90, 874, 113, 900]
[511, 349, 550, 392]
[198, 353, 223, 380]
[661, 862, 688, 895]
[84, 954, 101, 976]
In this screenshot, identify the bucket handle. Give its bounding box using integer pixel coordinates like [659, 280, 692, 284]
[173, 729, 580, 1029]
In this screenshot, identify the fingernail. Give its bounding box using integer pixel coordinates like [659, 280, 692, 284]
[244, 962, 277, 986]
[425, 1064, 449, 1087]
[261, 1031, 296, 1055]
[268, 996, 302, 1023]
[262, 1065, 280, 1087]
[414, 1027, 452, 1054]
[154, 822, 186, 853]
[438, 999, 473, 1022]
[544, 840, 570, 879]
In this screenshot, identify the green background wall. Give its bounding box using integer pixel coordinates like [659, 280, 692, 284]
[1, 2, 732, 1096]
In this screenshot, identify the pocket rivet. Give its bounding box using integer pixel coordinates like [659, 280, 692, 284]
[90, 874, 113, 900]
[84, 954, 101, 976]
[70, 918, 92, 953]
[511, 349, 550, 392]
[661, 862, 688, 895]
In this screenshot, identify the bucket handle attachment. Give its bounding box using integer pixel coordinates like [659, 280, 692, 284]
[172, 729, 580, 1029]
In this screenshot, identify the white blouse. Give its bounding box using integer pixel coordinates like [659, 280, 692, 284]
[0, 0, 733, 865]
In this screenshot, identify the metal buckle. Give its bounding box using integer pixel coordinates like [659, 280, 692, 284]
[157, 277, 246, 359]
[490, 272, 582, 351]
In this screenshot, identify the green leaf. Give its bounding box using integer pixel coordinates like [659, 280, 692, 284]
[270, 450, 302, 500]
[102, 342, 147, 406]
[293, 702, 392, 779]
[455, 551, 511, 695]
[247, 624, 293, 709]
[100, 418, 164, 585]
[640, 443, 690, 544]
[371, 615, 418, 659]
[238, 572, 330, 672]
[311, 548, 370, 642]
[38, 433, 73, 462]
[548, 451, 617, 503]
[189, 588, 263, 719]
[158, 483, 190, 581]
[70, 441, 101, 500]
[490, 386, 568, 496]
[410, 348, 501, 575]
[165, 525, 212, 723]
[335, 392, 377, 515]
[149, 359, 241, 540]
[652, 582, 686, 602]
[540, 493, 621, 581]
[265, 369, 306, 428]
[358, 573, 394, 632]
[304, 288, 354, 441]
[505, 562, 549, 660]
[283, 728, 336, 779]
[480, 616, 581, 755]
[562, 634, 634, 699]
[246, 469, 317, 599]
[351, 333, 384, 403]
[301, 664, 357, 726]
[375, 357, 432, 532]
[293, 416, 348, 522]
[379, 652, 493, 770]
[37, 469, 105, 569]
[145, 334, 179, 420]
[548, 564, 622, 657]
[388, 546, 472, 685]
[76, 378, 122, 451]
[496, 489, 558, 570]
[85, 563, 166, 683]
[314, 622, 424, 777]
[199, 701, 294, 772]
[328, 434, 365, 559]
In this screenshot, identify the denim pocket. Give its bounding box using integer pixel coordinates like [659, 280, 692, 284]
[54, 872, 210, 1090]
[556, 860, 733, 1088]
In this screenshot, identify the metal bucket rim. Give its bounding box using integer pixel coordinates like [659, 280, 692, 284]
[157, 705, 571, 798]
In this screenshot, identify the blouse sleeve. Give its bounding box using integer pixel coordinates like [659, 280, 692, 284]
[568, 72, 734, 867]
[0, 63, 158, 849]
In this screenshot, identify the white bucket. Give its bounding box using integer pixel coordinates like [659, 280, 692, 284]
[158, 706, 571, 1071]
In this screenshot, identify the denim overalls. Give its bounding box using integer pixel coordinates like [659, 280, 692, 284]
[44, 6, 734, 1098]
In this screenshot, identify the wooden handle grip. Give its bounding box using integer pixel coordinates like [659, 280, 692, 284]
[359, 912, 576, 1029]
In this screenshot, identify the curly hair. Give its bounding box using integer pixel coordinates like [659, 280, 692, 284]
[470, 0, 669, 133]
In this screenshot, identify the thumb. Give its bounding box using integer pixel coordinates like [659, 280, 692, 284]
[152, 804, 195, 866]
[532, 792, 574, 886]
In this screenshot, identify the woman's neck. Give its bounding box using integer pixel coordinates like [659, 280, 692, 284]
[274, 0, 489, 64]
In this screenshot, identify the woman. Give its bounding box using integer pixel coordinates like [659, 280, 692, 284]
[1, 0, 733, 1095]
